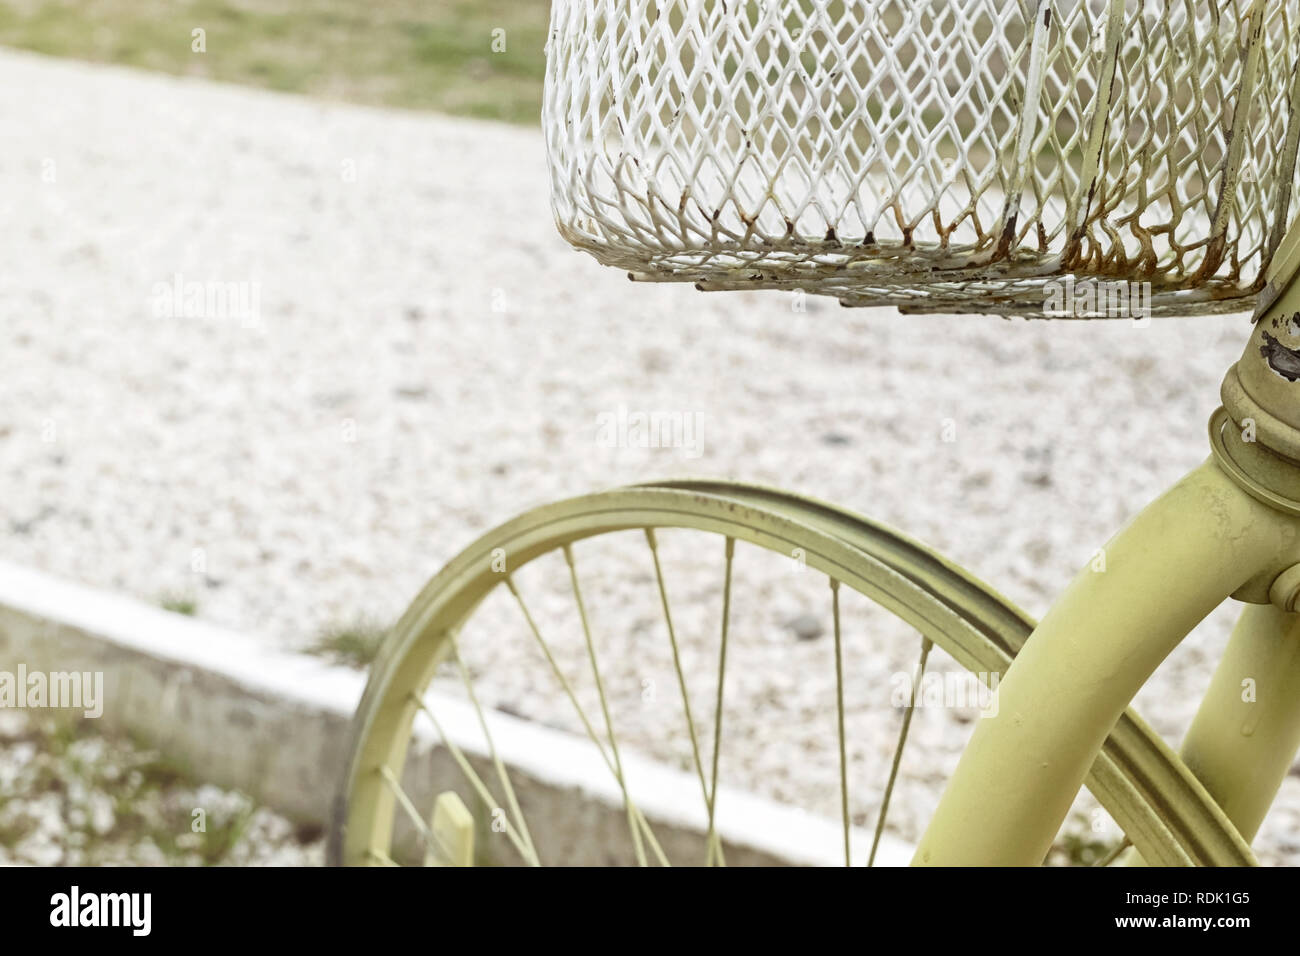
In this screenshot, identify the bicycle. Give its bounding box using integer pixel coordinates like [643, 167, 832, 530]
[328, 0, 1300, 866]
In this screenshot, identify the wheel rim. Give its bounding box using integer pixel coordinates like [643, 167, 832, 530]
[330, 483, 1254, 867]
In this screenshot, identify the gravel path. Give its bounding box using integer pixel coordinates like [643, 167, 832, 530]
[1, 48, 1297, 864]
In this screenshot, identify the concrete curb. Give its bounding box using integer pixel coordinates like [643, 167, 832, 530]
[0, 560, 909, 866]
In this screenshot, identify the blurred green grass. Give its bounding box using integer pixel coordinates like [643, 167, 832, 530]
[0, 0, 549, 123]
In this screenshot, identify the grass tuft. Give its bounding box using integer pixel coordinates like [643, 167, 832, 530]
[159, 592, 198, 616]
[306, 617, 390, 668]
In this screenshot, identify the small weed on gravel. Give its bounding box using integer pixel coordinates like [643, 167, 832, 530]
[158, 592, 198, 616]
[307, 617, 390, 668]
[0, 712, 322, 865]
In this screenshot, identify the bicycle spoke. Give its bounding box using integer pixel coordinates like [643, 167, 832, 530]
[705, 537, 736, 868]
[644, 528, 712, 864]
[831, 578, 851, 867]
[408, 694, 540, 866]
[449, 633, 539, 865]
[563, 544, 648, 867]
[869, 635, 933, 867]
[1094, 835, 1132, 868]
[505, 573, 670, 866]
[378, 765, 433, 850]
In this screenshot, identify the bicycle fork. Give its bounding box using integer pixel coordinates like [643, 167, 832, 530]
[1108, 601, 1300, 867]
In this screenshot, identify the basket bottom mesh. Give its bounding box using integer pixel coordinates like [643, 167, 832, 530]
[567, 236, 1261, 318]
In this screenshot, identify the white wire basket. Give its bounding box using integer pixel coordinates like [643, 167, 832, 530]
[543, 0, 1300, 317]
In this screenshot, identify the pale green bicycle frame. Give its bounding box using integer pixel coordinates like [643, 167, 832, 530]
[916, 248, 1300, 866]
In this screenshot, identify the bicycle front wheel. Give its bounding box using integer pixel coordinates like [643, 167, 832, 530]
[329, 481, 1253, 866]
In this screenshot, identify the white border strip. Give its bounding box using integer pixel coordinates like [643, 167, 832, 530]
[0, 560, 909, 866]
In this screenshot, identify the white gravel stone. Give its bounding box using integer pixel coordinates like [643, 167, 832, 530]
[88, 793, 116, 836]
[0, 48, 1295, 863]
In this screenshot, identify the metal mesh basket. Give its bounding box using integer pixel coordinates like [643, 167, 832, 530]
[543, 0, 1300, 317]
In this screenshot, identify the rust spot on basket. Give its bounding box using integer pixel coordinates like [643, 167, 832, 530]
[995, 214, 1019, 259]
[1198, 234, 1228, 282]
[1260, 331, 1300, 382]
